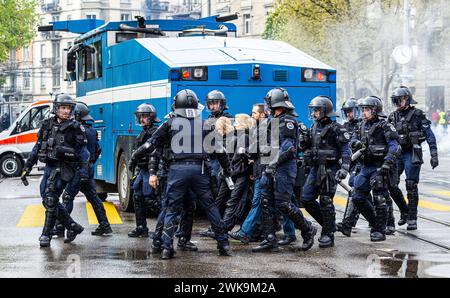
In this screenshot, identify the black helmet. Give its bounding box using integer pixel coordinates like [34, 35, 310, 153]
[264, 88, 296, 110]
[74, 102, 94, 122]
[391, 86, 417, 107]
[53, 93, 76, 117]
[308, 95, 338, 120]
[341, 97, 358, 119]
[134, 103, 160, 126]
[358, 95, 386, 118]
[173, 89, 200, 118]
[206, 90, 228, 115]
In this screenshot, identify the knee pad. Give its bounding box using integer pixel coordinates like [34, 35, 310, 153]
[62, 191, 73, 206]
[319, 196, 333, 208]
[44, 195, 58, 209]
[275, 201, 290, 214]
[373, 194, 386, 208]
[261, 198, 270, 209]
[405, 180, 418, 192]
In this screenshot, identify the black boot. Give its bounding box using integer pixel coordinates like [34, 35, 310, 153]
[370, 230, 386, 242]
[278, 235, 297, 246]
[39, 235, 52, 247]
[199, 227, 215, 238]
[318, 196, 335, 248]
[252, 235, 279, 252]
[177, 237, 198, 251]
[64, 222, 84, 243]
[407, 219, 417, 231]
[318, 233, 334, 248]
[337, 222, 352, 237]
[51, 223, 65, 238]
[161, 248, 175, 260]
[406, 181, 419, 231]
[128, 226, 149, 238]
[300, 225, 317, 251]
[385, 197, 395, 235]
[398, 212, 408, 226]
[151, 239, 162, 253]
[91, 224, 113, 236]
[228, 231, 250, 244]
[218, 243, 233, 256]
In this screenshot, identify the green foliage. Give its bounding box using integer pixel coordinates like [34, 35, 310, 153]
[0, 0, 38, 62]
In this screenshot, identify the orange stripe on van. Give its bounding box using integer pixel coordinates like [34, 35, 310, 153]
[0, 132, 38, 145]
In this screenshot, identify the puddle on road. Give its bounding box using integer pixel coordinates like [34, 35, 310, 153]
[365, 250, 450, 277]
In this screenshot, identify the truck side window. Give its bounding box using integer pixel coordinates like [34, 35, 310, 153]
[78, 40, 102, 82]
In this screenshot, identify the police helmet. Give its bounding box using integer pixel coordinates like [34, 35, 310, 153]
[206, 90, 228, 115]
[358, 95, 386, 118]
[53, 93, 76, 116]
[391, 86, 417, 107]
[264, 88, 295, 110]
[173, 89, 200, 119]
[74, 102, 94, 122]
[307, 95, 338, 120]
[134, 103, 160, 126]
[340, 97, 358, 119]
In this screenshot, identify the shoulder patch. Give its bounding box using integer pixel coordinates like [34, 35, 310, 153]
[79, 125, 86, 132]
[286, 122, 295, 130]
[344, 132, 350, 140]
[300, 124, 307, 131]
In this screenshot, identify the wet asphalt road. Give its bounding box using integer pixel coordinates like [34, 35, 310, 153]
[1, 155, 450, 278]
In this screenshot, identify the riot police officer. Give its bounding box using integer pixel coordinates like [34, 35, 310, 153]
[252, 88, 317, 253]
[336, 98, 362, 236]
[350, 96, 400, 241]
[21, 94, 88, 247]
[127, 103, 160, 237]
[55, 102, 112, 236]
[300, 95, 351, 248]
[388, 86, 439, 230]
[129, 89, 233, 259]
[200, 90, 234, 238]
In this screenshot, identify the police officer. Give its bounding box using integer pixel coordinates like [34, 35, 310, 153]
[55, 102, 112, 236]
[300, 95, 351, 248]
[200, 90, 234, 238]
[127, 103, 160, 237]
[336, 98, 362, 236]
[388, 86, 439, 230]
[129, 89, 233, 259]
[252, 88, 317, 253]
[21, 94, 88, 247]
[350, 96, 400, 241]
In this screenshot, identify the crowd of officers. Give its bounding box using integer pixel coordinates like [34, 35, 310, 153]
[21, 85, 439, 260]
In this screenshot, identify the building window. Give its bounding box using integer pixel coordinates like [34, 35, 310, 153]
[52, 42, 60, 62]
[53, 69, 60, 88]
[40, 72, 46, 89]
[86, 13, 97, 20]
[243, 14, 251, 35]
[121, 13, 130, 21]
[23, 72, 31, 90]
[40, 44, 46, 60]
[23, 46, 30, 61]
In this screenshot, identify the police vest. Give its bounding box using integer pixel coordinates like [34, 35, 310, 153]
[356, 120, 389, 164]
[136, 125, 158, 169]
[38, 118, 82, 164]
[344, 119, 359, 136]
[167, 117, 208, 161]
[305, 120, 341, 165]
[390, 107, 426, 148]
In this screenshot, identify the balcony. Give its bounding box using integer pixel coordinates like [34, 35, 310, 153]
[41, 1, 62, 13]
[41, 31, 62, 40]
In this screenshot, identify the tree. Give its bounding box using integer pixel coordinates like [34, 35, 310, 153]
[263, 0, 407, 105]
[0, 0, 38, 63]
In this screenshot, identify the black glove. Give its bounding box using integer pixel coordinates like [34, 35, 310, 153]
[21, 167, 31, 186]
[350, 140, 363, 152]
[431, 156, 439, 169]
[380, 162, 391, 175]
[335, 169, 348, 182]
[128, 157, 137, 172]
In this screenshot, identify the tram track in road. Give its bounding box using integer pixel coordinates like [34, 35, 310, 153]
[335, 208, 450, 252]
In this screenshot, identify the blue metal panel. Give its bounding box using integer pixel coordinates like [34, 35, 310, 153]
[51, 19, 105, 34]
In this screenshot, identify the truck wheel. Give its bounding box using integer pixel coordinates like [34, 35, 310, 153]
[117, 153, 134, 212]
[0, 154, 23, 177]
[98, 193, 108, 202]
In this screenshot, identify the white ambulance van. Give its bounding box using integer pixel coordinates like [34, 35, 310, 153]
[0, 100, 51, 177]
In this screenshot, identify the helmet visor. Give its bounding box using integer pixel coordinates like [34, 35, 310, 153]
[134, 112, 153, 126]
[308, 106, 324, 120]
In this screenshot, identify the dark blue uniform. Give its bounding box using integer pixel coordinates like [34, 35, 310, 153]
[388, 106, 438, 226]
[301, 117, 351, 242]
[258, 113, 314, 246]
[60, 122, 110, 231]
[135, 116, 232, 253]
[25, 116, 88, 241]
[350, 118, 400, 237]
